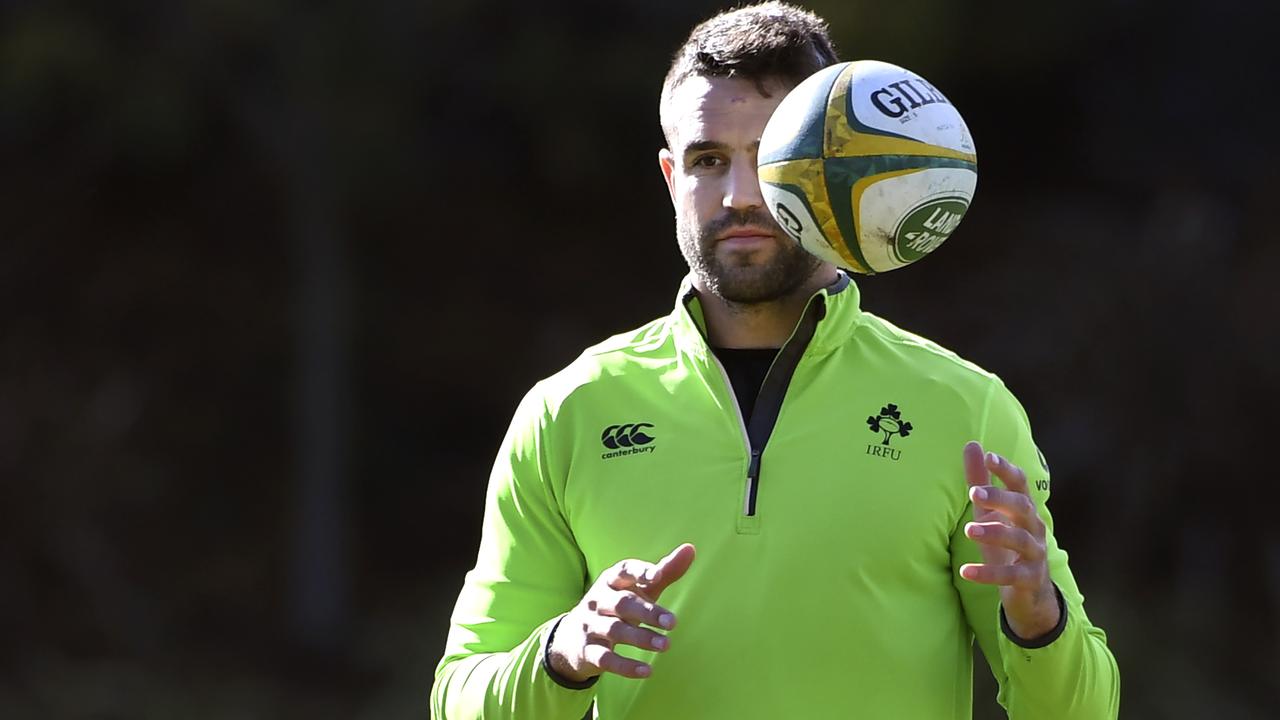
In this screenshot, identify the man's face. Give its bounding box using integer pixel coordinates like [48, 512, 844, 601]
[660, 74, 821, 304]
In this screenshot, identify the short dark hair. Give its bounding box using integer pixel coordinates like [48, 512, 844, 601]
[660, 2, 839, 147]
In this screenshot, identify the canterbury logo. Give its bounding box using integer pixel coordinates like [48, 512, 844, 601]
[601, 423, 655, 449]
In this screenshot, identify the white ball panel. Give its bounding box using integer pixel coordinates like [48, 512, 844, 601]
[760, 183, 845, 268]
[855, 167, 977, 272]
[846, 60, 976, 156]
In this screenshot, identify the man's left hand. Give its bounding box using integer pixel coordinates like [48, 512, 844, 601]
[959, 440, 1060, 641]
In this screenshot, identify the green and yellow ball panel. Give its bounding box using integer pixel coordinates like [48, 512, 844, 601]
[758, 63, 846, 167]
[759, 60, 978, 274]
[757, 160, 866, 272]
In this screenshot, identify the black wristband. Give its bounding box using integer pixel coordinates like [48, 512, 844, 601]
[999, 583, 1069, 649]
[542, 615, 600, 690]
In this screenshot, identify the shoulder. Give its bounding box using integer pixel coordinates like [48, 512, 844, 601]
[854, 310, 999, 388]
[851, 312, 1039, 439]
[840, 311, 1040, 463]
[529, 313, 679, 417]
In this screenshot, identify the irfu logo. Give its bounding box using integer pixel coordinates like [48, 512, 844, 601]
[867, 404, 913, 445]
[892, 197, 969, 264]
[866, 403, 913, 461]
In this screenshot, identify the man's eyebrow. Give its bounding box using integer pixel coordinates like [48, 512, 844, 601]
[683, 140, 727, 156]
[682, 139, 761, 156]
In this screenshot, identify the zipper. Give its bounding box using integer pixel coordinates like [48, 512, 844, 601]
[707, 295, 826, 520]
[746, 448, 762, 515]
[709, 352, 754, 515]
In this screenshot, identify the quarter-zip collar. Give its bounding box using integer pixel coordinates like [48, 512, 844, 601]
[667, 270, 863, 531]
[669, 270, 861, 361]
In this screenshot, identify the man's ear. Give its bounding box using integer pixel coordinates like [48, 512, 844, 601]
[658, 148, 677, 207]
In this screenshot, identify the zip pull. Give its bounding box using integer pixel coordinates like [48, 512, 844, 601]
[745, 448, 763, 516]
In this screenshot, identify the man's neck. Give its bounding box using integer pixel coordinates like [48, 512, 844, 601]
[697, 265, 839, 349]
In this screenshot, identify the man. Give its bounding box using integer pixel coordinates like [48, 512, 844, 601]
[431, 3, 1119, 718]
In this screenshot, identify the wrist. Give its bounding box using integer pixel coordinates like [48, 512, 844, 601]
[1000, 582, 1068, 649]
[543, 615, 599, 689]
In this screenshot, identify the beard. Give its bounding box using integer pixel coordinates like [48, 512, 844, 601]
[677, 207, 822, 305]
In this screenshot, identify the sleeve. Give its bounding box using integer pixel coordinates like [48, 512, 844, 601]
[950, 378, 1121, 719]
[430, 384, 598, 719]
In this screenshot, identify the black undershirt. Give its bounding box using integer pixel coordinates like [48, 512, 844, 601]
[712, 347, 779, 424]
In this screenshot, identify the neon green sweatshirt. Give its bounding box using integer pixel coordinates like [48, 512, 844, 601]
[431, 274, 1119, 719]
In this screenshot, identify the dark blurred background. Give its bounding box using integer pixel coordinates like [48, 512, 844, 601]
[2, 0, 1277, 717]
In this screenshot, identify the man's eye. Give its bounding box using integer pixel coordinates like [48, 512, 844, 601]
[692, 155, 723, 169]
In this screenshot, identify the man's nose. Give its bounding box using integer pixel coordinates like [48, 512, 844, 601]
[723, 158, 764, 211]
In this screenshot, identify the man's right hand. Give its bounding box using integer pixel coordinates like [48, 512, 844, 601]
[547, 543, 696, 682]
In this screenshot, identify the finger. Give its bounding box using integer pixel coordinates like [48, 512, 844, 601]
[644, 543, 697, 601]
[583, 643, 652, 679]
[598, 591, 677, 630]
[589, 617, 671, 653]
[605, 559, 660, 592]
[963, 441, 989, 488]
[985, 452, 1029, 494]
[964, 522, 1045, 562]
[969, 485, 1044, 535]
[958, 562, 1037, 587]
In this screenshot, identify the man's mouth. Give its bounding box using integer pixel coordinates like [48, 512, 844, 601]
[717, 227, 776, 249]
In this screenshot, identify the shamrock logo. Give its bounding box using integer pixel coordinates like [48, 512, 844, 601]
[867, 403, 913, 446]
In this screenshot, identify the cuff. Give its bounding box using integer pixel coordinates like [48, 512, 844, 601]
[542, 614, 600, 690]
[999, 582, 1068, 649]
